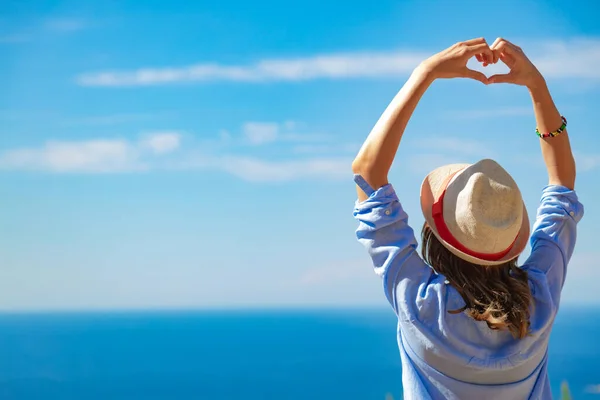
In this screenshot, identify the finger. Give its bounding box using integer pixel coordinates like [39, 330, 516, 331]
[482, 52, 491, 65]
[463, 68, 488, 84]
[491, 37, 524, 53]
[492, 48, 500, 64]
[490, 38, 520, 56]
[490, 37, 503, 48]
[490, 37, 521, 50]
[499, 51, 516, 64]
[493, 42, 516, 57]
[488, 73, 515, 84]
[463, 37, 487, 46]
[465, 43, 494, 60]
[476, 53, 483, 63]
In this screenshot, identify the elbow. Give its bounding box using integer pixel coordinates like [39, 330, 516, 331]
[352, 158, 388, 190]
[351, 158, 364, 174]
[352, 157, 374, 175]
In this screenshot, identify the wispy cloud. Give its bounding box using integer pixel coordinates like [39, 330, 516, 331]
[63, 112, 177, 126]
[0, 33, 30, 43]
[243, 122, 279, 145]
[292, 143, 359, 155]
[44, 17, 88, 33]
[170, 153, 349, 182]
[0, 139, 140, 173]
[241, 121, 330, 145]
[0, 17, 88, 45]
[0, 128, 349, 181]
[534, 38, 600, 80]
[76, 38, 600, 87]
[76, 51, 427, 87]
[0, 132, 182, 173]
[0, 110, 177, 126]
[139, 132, 182, 154]
[218, 156, 349, 182]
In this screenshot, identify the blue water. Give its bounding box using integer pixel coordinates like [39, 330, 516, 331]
[0, 307, 598, 399]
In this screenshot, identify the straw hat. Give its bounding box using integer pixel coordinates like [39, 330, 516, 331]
[420, 159, 529, 266]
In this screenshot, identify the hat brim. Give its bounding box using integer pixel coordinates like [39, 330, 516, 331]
[420, 163, 530, 266]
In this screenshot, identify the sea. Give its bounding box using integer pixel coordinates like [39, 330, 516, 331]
[0, 307, 598, 400]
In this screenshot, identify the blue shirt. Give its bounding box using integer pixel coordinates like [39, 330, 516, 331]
[353, 174, 584, 400]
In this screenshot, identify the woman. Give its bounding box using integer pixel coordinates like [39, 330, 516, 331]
[352, 38, 583, 399]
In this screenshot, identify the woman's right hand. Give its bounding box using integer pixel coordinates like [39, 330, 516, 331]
[488, 38, 545, 89]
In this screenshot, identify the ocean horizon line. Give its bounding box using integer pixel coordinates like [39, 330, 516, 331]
[1, 303, 598, 316]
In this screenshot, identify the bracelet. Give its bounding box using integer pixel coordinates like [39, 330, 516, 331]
[536, 116, 567, 138]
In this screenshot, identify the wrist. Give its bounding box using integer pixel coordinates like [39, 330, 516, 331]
[413, 62, 438, 84]
[526, 73, 547, 93]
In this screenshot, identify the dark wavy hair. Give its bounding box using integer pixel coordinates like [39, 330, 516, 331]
[421, 223, 532, 339]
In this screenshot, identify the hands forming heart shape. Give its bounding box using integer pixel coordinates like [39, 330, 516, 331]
[421, 37, 544, 88]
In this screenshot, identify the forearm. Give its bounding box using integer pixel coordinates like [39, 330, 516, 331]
[352, 66, 434, 198]
[528, 79, 576, 190]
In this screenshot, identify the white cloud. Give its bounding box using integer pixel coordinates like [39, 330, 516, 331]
[293, 143, 359, 154]
[0, 33, 30, 43]
[534, 38, 600, 79]
[240, 121, 331, 146]
[219, 129, 232, 142]
[0, 139, 140, 173]
[140, 132, 181, 154]
[0, 132, 182, 173]
[280, 132, 331, 143]
[0, 130, 350, 182]
[218, 155, 349, 182]
[75, 38, 600, 87]
[164, 152, 349, 182]
[63, 112, 176, 126]
[243, 122, 279, 145]
[76, 51, 427, 86]
[283, 120, 298, 130]
[0, 17, 88, 46]
[44, 18, 88, 33]
[468, 38, 600, 81]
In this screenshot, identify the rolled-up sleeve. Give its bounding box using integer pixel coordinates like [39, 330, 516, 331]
[523, 185, 584, 309]
[353, 176, 430, 308]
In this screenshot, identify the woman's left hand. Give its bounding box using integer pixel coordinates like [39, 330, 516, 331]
[420, 38, 495, 85]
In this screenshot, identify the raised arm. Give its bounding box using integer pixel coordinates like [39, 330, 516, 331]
[351, 38, 494, 202]
[489, 39, 582, 310]
[488, 38, 576, 189]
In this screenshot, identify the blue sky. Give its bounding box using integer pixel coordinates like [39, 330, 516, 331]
[1, 0, 599, 311]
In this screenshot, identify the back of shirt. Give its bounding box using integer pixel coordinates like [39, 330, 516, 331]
[353, 174, 584, 399]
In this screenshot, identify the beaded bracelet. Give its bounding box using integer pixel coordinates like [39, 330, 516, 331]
[536, 116, 567, 138]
